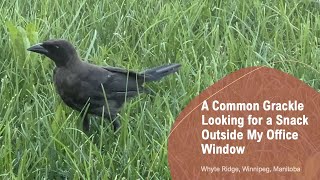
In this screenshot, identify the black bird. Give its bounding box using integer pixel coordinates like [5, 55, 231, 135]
[27, 39, 180, 131]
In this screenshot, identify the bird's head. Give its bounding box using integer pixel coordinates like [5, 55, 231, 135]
[27, 39, 79, 67]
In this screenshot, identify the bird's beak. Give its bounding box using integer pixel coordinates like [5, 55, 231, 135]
[27, 43, 48, 54]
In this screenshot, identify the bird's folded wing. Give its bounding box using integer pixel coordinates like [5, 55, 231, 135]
[100, 67, 147, 96]
[103, 66, 150, 81]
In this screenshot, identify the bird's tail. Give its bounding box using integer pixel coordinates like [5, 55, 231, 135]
[141, 63, 181, 82]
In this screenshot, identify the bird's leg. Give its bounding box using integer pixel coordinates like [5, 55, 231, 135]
[81, 112, 90, 132]
[111, 115, 120, 132]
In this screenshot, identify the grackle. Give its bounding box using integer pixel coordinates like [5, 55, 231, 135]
[27, 39, 180, 132]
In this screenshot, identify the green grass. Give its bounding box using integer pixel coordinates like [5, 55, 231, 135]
[1, 0, 320, 179]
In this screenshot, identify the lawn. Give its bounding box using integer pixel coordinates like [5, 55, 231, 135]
[0, 0, 320, 179]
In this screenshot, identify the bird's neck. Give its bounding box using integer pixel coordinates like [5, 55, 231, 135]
[55, 55, 81, 68]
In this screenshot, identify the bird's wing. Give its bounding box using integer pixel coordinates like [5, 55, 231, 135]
[100, 66, 148, 98]
[103, 66, 150, 81]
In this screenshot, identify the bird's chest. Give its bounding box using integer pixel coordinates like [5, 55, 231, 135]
[53, 68, 91, 107]
[53, 69, 79, 95]
[52, 67, 107, 111]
